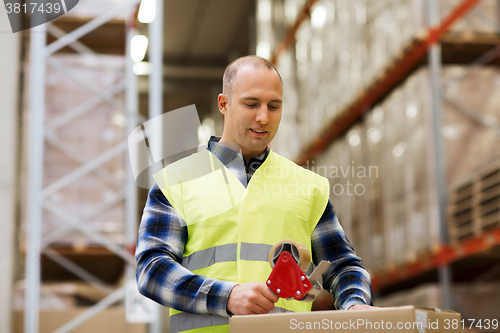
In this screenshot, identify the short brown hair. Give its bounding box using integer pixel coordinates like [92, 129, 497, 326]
[222, 55, 283, 103]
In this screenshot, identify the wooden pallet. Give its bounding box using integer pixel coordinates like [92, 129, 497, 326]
[449, 160, 500, 243]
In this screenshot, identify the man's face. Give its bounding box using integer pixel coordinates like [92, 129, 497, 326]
[218, 66, 283, 159]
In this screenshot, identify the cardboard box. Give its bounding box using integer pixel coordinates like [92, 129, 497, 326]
[375, 283, 500, 332]
[14, 307, 146, 333]
[230, 306, 461, 333]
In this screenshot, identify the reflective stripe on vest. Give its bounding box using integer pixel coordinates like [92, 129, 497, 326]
[182, 244, 237, 271]
[169, 307, 293, 333]
[240, 243, 273, 262]
[170, 313, 229, 333]
[155, 150, 329, 333]
[182, 243, 273, 271]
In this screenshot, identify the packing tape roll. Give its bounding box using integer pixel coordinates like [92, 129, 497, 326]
[269, 239, 311, 272]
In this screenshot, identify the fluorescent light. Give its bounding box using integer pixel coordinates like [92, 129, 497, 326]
[258, 0, 271, 22]
[311, 38, 322, 61]
[284, 1, 297, 24]
[133, 61, 151, 75]
[406, 104, 418, 119]
[442, 126, 458, 138]
[372, 107, 384, 124]
[349, 134, 361, 147]
[392, 143, 407, 157]
[311, 4, 327, 28]
[256, 41, 271, 59]
[368, 128, 381, 143]
[138, 0, 156, 23]
[131, 35, 148, 62]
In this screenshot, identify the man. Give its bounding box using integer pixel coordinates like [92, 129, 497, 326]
[136, 55, 372, 333]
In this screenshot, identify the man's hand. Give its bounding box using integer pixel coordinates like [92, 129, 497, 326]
[348, 304, 378, 310]
[227, 282, 279, 315]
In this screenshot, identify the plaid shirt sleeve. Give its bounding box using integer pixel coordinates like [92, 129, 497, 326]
[135, 183, 237, 317]
[311, 199, 373, 310]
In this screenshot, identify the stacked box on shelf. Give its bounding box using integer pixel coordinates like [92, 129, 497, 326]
[273, 49, 301, 159]
[329, 0, 367, 108]
[335, 136, 353, 241]
[256, 0, 275, 60]
[39, 54, 127, 247]
[307, 21, 326, 143]
[374, 282, 500, 331]
[364, 65, 500, 267]
[320, 0, 342, 121]
[269, 0, 500, 270]
[403, 69, 440, 257]
[271, 0, 287, 43]
[295, 20, 313, 148]
[314, 136, 353, 241]
[363, 107, 386, 273]
[366, 0, 399, 84]
[331, 137, 352, 239]
[313, 65, 500, 272]
[345, 124, 371, 266]
[376, 95, 398, 271]
[284, 0, 306, 26]
[368, 68, 443, 269]
[443, 66, 500, 187]
[263, 0, 288, 157]
[384, 86, 412, 267]
[365, 0, 424, 86]
[278, 0, 428, 154]
[273, 0, 500, 158]
[314, 131, 372, 267]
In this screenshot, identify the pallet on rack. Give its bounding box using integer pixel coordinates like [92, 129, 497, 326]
[371, 225, 500, 292]
[374, 282, 500, 331]
[442, 32, 500, 64]
[26, 15, 126, 55]
[448, 182, 475, 241]
[449, 160, 500, 243]
[41, 244, 125, 284]
[472, 166, 500, 232]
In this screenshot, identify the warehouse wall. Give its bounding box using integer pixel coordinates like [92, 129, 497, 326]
[0, 8, 20, 333]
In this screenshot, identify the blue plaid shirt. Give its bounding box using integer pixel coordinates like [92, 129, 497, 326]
[136, 137, 372, 317]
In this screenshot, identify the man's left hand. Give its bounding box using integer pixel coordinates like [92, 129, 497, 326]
[348, 304, 377, 310]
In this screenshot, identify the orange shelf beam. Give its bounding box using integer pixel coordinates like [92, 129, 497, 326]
[371, 225, 500, 291]
[270, 0, 319, 65]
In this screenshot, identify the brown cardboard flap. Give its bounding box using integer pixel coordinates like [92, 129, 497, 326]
[230, 305, 461, 333]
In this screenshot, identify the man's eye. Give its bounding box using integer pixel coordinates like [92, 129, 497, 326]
[269, 105, 278, 110]
[246, 104, 257, 107]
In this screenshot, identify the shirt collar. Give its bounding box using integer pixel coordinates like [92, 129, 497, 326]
[207, 136, 269, 166]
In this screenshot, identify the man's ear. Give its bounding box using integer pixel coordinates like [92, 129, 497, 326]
[218, 94, 228, 115]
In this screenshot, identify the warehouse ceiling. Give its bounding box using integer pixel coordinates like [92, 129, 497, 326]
[49, 0, 256, 122]
[162, 0, 255, 66]
[147, 0, 256, 120]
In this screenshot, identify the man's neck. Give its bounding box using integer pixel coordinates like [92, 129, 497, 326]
[217, 136, 267, 163]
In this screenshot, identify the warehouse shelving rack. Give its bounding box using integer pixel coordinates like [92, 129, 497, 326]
[24, 1, 164, 332]
[270, 0, 500, 309]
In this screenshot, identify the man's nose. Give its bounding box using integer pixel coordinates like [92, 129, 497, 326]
[256, 106, 269, 125]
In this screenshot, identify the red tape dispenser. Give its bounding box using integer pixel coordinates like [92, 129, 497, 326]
[266, 251, 312, 300]
[266, 239, 331, 302]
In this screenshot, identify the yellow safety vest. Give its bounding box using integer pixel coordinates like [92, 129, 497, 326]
[154, 149, 329, 333]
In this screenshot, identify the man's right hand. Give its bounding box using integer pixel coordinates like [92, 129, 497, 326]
[227, 282, 279, 315]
